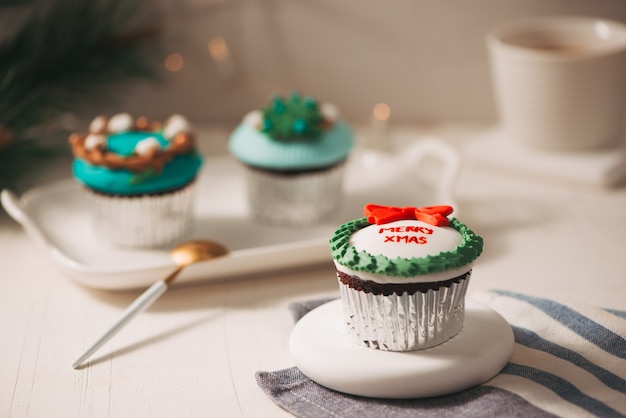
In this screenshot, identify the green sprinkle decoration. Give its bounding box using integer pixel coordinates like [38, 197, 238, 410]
[261, 92, 326, 141]
[129, 168, 158, 185]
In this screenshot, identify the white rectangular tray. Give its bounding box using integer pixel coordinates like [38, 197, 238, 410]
[2, 141, 458, 291]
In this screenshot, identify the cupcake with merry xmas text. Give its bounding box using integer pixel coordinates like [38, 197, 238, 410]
[69, 113, 202, 248]
[329, 203, 483, 351]
[229, 92, 354, 225]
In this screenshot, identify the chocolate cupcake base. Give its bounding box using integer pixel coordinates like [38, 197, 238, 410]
[337, 270, 471, 351]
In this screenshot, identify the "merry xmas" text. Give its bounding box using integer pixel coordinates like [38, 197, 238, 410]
[378, 226, 433, 245]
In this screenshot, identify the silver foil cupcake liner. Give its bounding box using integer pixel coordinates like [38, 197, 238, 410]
[338, 273, 470, 351]
[87, 182, 196, 248]
[243, 162, 346, 226]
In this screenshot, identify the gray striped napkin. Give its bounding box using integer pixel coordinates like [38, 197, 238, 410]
[256, 290, 626, 417]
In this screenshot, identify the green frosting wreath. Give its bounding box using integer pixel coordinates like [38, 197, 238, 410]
[329, 217, 483, 277]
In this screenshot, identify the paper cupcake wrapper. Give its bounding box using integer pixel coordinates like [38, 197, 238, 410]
[87, 182, 196, 248]
[338, 273, 471, 351]
[243, 162, 345, 225]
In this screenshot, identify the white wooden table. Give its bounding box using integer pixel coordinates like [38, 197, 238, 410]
[2, 125, 625, 417]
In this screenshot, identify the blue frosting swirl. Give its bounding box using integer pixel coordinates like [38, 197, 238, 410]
[228, 120, 354, 170]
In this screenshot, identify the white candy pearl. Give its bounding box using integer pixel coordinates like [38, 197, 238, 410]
[243, 110, 263, 128]
[108, 113, 134, 133]
[84, 134, 106, 151]
[89, 116, 108, 133]
[163, 114, 190, 140]
[134, 137, 162, 156]
[320, 102, 339, 122]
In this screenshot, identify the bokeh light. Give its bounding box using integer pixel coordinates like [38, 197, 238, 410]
[164, 53, 184, 72]
[208, 37, 229, 61]
[372, 103, 391, 121]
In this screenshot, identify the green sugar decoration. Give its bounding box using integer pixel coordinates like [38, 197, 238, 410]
[261, 92, 326, 141]
[129, 168, 158, 185]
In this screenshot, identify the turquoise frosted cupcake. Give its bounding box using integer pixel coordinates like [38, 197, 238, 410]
[69, 113, 202, 248]
[229, 93, 354, 225]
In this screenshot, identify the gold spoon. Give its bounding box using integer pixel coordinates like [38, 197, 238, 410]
[72, 240, 228, 369]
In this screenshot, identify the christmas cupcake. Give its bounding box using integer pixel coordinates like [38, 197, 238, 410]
[69, 113, 202, 248]
[229, 92, 354, 225]
[329, 204, 483, 351]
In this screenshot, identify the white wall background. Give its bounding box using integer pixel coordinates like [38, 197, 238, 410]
[118, 0, 626, 126]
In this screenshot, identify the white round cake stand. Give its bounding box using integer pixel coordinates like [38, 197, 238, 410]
[289, 299, 514, 399]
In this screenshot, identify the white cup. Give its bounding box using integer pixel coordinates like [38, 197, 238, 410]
[487, 16, 626, 151]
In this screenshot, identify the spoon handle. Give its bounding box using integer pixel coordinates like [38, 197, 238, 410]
[72, 279, 169, 369]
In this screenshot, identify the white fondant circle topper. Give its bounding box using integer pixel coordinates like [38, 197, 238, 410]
[289, 299, 514, 399]
[350, 219, 463, 259]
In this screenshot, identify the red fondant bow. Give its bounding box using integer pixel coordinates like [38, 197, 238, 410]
[364, 204, 453, 227]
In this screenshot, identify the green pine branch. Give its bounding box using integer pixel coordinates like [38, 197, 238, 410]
[0, 0, 161, 131]
[0, 0, 163, 191]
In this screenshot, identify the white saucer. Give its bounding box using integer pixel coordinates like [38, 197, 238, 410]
[289, 299, 514, 399]
[464, 127, 626, 187]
